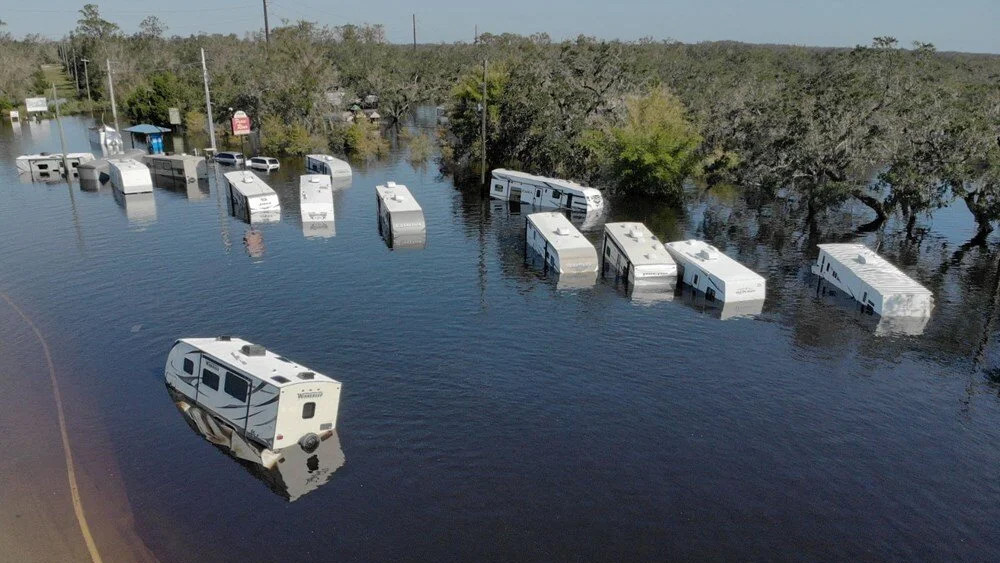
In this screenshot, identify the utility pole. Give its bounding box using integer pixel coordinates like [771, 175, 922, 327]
[52, 84, 71, 179]
[412, 14, 417, 51]
[81, 58, 91, 102]
[262, 0, 270, 44]
[475, 25, 478, 44]
[201, 48, 217, 152]
[106, 59, 120, 130]
[481, 58, 487, 185]
[71, 47, 80, 95]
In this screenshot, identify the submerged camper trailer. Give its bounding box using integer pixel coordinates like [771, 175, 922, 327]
[165, 337, 343, 455]
[15, 153, 94, 179]
[490, 169, 604, 213]
[305, 154, 352, 181]
[811, 243, 933, 317]
[602, 222, 677, 288]
[300, 174, 335, 238]
[375, 182, 426, 247]
[525, 212, 599, 274]
[666, 240, 766, 303]
[108, 158, 154, 194]
[143, 153, 208, 183]
[224, 171, 281, 223]
[89, 124, 124, 152]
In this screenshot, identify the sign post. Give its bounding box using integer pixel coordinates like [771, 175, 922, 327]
[232, 110, 251, 157]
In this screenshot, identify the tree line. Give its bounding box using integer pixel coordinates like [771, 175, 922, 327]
[2, 4, 999, 241]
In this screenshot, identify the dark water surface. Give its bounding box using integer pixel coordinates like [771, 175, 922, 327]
[2, 113, 1000, 562]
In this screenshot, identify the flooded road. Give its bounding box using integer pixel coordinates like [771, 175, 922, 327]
[2, 112, 1000, 561]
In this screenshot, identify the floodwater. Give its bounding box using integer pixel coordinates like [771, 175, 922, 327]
[1, 110, 1000, 562]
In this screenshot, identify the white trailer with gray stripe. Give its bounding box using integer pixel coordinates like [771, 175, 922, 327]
[602, 222, 677, 287]
[165, 337, 342, 454]
[665, 239, 766, 303]
[811, 243, 933, 317]
[525, 212, 599, 274]
[490, 168, 604, 213]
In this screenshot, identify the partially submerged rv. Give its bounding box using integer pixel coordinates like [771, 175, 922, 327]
[305, 154, 352, 181]
[143, 153, 208, 183]
[602, 222, 677, 288]
[811, 243, 933, 317]
[375, 182, 426, 247]
[525, 212, 599, 274]
[108, 158, 154, 194]
[224, 171, 281, 223]
[300, 175, 336, 238]
[165, 337, 343, 456]
[16, 152, 94, 179]
[490, 169, 604, 214]
[665, 240, 766, 303]
[88, 124, 123, 152]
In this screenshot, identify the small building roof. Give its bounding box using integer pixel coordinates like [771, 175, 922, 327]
[123, 124, 171, 135]
[666, 239, 763, 282]
[527, 212, 593, 251]
[604, 222, 675, 267]
[375, 182, 422, 213]
[817, 243, 932, 295]
[181, 337, 340, 387]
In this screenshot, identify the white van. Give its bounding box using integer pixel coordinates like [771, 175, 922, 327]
[248, 156, 280, 171]
[165, 337, 343, 455]
[215, 152, 246, 166]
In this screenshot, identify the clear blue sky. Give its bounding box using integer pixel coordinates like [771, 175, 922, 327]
[3, 0, 998, 54]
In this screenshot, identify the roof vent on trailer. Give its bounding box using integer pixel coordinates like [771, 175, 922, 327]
[240, 344, 266, 356]
[555, 227, 570, 236]
[628, 229, 643, 240]
[386, 181, 397, 188]
[309, 176, 320, 183]
[856, 253, 867, 264]
[297, 371, 315, 380]
[217, 335, 232, 341]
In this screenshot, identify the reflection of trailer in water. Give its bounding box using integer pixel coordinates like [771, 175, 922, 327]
[666, 239, 765, 303]
[113, 189, 157, 224]
[224, 171, 281, 224]
[375, 182, 426, 249]
[602, 222, 677, 289]
[169, 388, 345, 502]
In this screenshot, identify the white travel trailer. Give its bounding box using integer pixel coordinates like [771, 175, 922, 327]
[305, 154, 352, 181]
[525, 212, 599, 274]
[143, 154, 208, 183]
[490, 168, 604, 213]
[16, 152, 94, 178]
[88, 124, 123, 152]
[602, 222, 677, 288]
[108, 158, 154, 194]
[224, 171, 281, 223]
[811, 243, 933, 317]
[300, 174, 335, 238]
[165, 337, 343, 455]
[375, 182, 426, 244]
[666, 239, 766, 303]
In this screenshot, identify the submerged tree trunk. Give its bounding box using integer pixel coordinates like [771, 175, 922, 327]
[965, 193, 995, 247]
[852, 190, 889, 224]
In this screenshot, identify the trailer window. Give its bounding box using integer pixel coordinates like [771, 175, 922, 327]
[224, 372, 249, 402]
[302, 402, 316, 419]
[551, 190, 562, 200]
[535, 189, 541, 198]
[494, 184, 504, 192]
[693, 274, 699, 286]
[201, 369, 219, 391]
[183, 358, 194, 374]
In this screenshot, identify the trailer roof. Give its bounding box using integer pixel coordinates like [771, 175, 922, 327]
[108, 158, 149, 172]
[375, 183, 422, 213]
[527, 212, 594, 251]
[666, 239, 764, 282]
[144, 153, 204, 163]
[306, 154, 351, 172]
[817, 243, 932, 295]
[604, 222, 675, 267]
[224, 171, 276, 198]
[492, 168, 602, 197]
[181, 337, 341, 387]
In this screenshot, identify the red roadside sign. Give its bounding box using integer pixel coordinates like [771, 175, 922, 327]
[231, 110, 251, 135]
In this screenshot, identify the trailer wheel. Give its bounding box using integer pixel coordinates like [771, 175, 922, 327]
[299, 433, 320, 453]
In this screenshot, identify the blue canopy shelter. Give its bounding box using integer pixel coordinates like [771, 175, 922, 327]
[123, 124, 172, 154]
